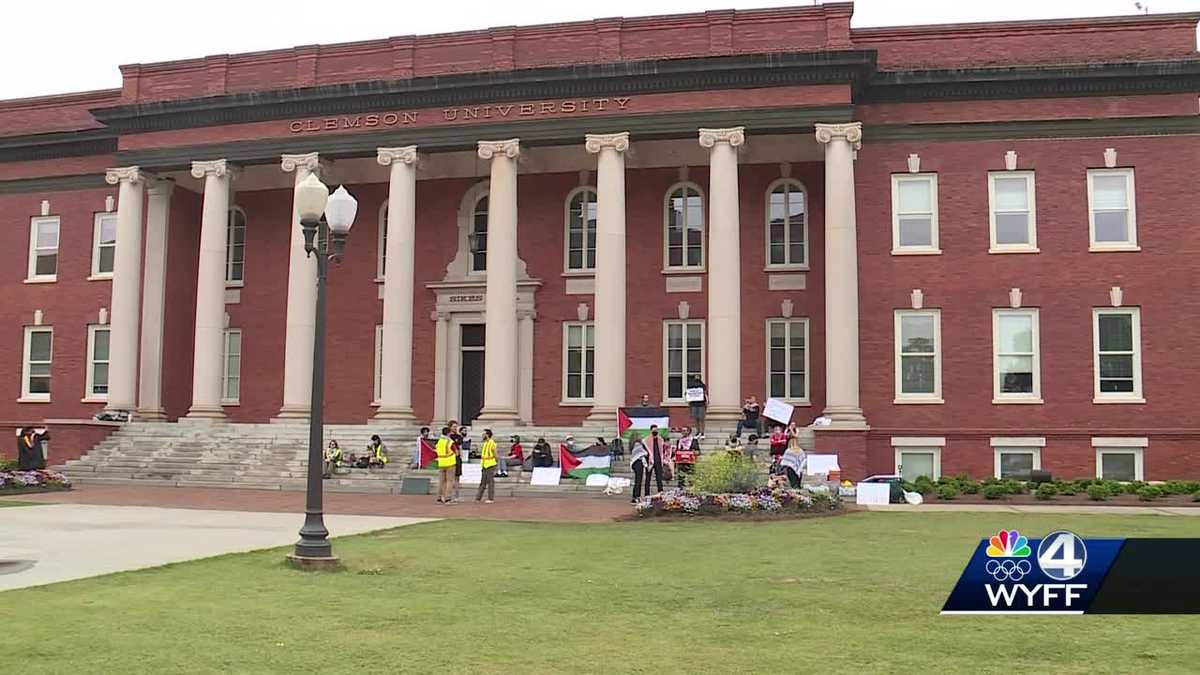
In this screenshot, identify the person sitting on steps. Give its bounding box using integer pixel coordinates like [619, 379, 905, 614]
[322, 440, 343, 479]
[366, 434, 389, 467]
[499, 435, 523, 477]
[531, 438, 554, 468]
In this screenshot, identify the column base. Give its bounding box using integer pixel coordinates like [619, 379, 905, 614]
[475, 407, 522, 424]
[371, 406, 418, 424]
[820, 406, 869, 431]
[272, 405, 311, 423]
[133, 407, 168, 421]
[183, 405, 226, 421]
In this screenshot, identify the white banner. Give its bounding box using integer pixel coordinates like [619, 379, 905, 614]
[856, 482, 891, 506]
[530, 467, 561, 486]
[460, 463, 482, 485]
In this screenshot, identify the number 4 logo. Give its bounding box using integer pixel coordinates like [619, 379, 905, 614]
[1037, 530, 1088, 581]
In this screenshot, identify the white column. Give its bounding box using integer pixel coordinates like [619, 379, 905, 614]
[432, 311, 449, 422]
[375, 146, 419, 422]
[276, 152, 326, 420]
[815, 122, 867, 428]
[518, 309, 535, 423]
[475, 138, 521, 422]
[699, 127, 746, 422]
[187, 159, 236, 419]
[136, 179, 174, 419]
[102, 166, 146, 412]
[583, 132, 630, 424]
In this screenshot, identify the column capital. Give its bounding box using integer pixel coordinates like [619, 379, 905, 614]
[190, 159, 239, 180]
[584, 132, 630, 154]
[698, 127, 745, 148]
[280, 152, 331, 175]
[146, 178, 176, 197]
[477, 139, 520, 160]
[814, 122, 863, 148]
[105, 166, 144, 185]
[376, 146, 418, 166]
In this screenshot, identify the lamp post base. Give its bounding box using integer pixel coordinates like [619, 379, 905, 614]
[286, 552, 341, 570]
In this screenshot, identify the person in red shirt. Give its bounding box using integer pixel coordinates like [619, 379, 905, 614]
[769, 425, 788, 458]
[499, 435, 523, 477]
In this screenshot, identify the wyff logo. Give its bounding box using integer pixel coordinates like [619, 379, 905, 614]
[942, 529, 1121, 614]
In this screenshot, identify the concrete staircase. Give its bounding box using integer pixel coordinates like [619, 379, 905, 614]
[60, 420, 750, 499]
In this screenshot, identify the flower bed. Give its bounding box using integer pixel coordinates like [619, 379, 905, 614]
[633, 486, 841, 519]
[0, 469, 72, 494]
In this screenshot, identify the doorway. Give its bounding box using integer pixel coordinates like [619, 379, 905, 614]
[459, 324, 485, 425]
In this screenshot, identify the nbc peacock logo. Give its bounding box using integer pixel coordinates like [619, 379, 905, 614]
[984, 529, 1032, 582]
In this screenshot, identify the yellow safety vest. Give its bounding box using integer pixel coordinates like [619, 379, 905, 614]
[435, 437, 456, 469]
[480, 438, 498, 469]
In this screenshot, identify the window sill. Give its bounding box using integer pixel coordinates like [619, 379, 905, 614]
[24, 276, 57, 284]
[893, 397, 944, 405]
[374, 277, 385, 284]
[17, 397, 51, 403]
[87, 274, 114, 281]
[992, 398, 1044, 405]
[1093, 397, 1146, 404]
[559, 400, 594, 407]
[1089, 244, 1140, 253]
[81, 396, 108, 403]
[560, 270, 596, 278]
[989, 247, 1040, 255]
[774, 399, 812, 407]
[763, 264, 810, 273]
[221, 401, 240, 407]
[225, 281, 245, 289]
[891, 248, 942, 256]
[661, 267, 705, 275]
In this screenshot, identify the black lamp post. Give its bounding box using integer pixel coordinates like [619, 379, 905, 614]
[288, 174, 358, 567]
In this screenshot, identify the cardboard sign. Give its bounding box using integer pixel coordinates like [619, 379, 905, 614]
[805, 454, 840, 475]
[856, 482, 891, 506]
[684, 387, 705, 403]
[530, 467, 561, 486]
[762, 398, 794, 424]
[460, 463, 482, 485]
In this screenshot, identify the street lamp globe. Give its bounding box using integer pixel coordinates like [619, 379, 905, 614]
[325, 185, 358, 235]
[295, 173, 330, 222]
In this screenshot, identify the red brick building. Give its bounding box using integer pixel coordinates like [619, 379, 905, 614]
[3, 3, 1199, 481]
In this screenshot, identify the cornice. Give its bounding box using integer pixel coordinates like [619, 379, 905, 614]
[866, 115, 1200, 142]
[0, 173, 110, 195]
[0, 128, 116, 163]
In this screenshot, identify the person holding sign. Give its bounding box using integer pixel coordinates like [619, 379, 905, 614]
[685, 376, 708, 439]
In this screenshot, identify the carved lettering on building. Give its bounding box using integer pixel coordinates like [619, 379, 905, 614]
[447, 294, 484, 303]
[288, 97, 632, 134]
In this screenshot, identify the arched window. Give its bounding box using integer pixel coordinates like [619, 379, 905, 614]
[564, 187, 597, 272]
[226, 206, 246, 284]
[766, 179, 807, 268]
[377, 200, 389, 280]
[470, 194, 489, 273]
[663, 182, 704, 270]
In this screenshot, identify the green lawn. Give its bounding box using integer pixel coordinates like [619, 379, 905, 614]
[0, 499, 39, 507]
[2, 512, 1198, 674]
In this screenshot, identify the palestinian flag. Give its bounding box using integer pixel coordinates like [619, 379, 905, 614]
[417, 438, 438, 469]
[560, 443, 611, 479]
[618, 407, 671, 443]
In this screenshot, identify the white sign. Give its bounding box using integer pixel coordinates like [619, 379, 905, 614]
[585, 474, 610, 487]
[856, 482, 891, 506]
[805, 454, 840, 476]
[530, 467, 561, 486]
[762, 398, 794, 424]
[685, 387, 705, 403]
[460, 463, 482, 485]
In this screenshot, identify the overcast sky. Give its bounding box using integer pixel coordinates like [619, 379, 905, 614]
[2, 0, 1197, 99]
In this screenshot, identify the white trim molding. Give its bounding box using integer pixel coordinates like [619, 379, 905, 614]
[1086, 167, 1139, 252]
[893, 446, 942, 480]
[1092, 436, 1149, 448]
[894, 309, 942, 404]
[890, 173, 940, 255]
[987, 170, 1038, 254]
[989, 436, 1046, 447]
[993, 446, 1042, 479]
[992, 308, 1041, 404]
[1092, 307, 1144, 404]
[764, 317, 810, 405]
[1095, 446, 1145, 481]
[891, 436, 946, 447]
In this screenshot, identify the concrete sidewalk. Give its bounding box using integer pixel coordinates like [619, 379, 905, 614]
[858, 503, 1200, 516]
[0, 504, 432, 592]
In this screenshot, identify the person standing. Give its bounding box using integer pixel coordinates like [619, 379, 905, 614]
[628, 432, 648, 503]
[673, 427, 698, 488]
[434, 427, 456, 504]
[16, 427, 45, 471]
[687, 376, 708, 439]
[644, 424, 667, 495]
[475, 429, 498, 503]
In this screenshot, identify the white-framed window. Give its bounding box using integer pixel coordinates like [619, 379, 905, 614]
[377, 201, 389, 280]
[664, 182, 705, 270]
[1093, 308, 1143, 402]
[1087, 168, 1138, 251]
[1096, 446, 1145, 481]
[222, 329, 242, 404]
[85, 325, 111, 400]
[891, 174, 939, 254]
[766, 318, 809, 402]
[28, 216, 60, 281]
[993, 447, 1042, 480]
[663, 320, 704, 402]
[988, 171, 1037, 253]
[564, 187, 598, 273]
[470, 194, 489, 273]
[765, 179, 808, 268]
[373, 325, 383, 403]
[993, 309, 1041, 402]
[226, 207, 246, 284]
[894, 447, 941, 481]
[894, 310, 942, 403]
[21, 326, 53, 401]
[91, 213, 118, 278]
[562, 322, 595, 402]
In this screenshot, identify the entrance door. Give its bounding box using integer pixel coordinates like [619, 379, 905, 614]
[460, 324, 485, 425]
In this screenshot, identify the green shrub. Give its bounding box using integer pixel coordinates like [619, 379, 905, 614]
[1000, 479, 1027, 495]
[958, 479, 981, 495]
[1192, 490, 1200, 503]
[1162, 480, 1200, 495]
[912, 476, 936, 495]
[936, 485, 958, 500]
[1087, 484, 1110, 501]
[982, 484, 1008, 500]
[1124, 481, 1147, 495]
[1034, 483, 1058, 500]
[1136, 485, 1163, 502]
[1058, 482, 1079, 496]
[687, 452, 761, 494]
[0, 458, 15, 471]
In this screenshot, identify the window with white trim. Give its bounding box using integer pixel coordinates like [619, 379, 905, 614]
[92, 213, 118, 277]
[988, 171, 1037, 252]
[377, 201, 388, 279]
[28, 216, 60, 281]
[470, 194, 488, 272]
[562, 322, 595, 401]
[565, 188, 598, 272]
[1096, 447, 1143, 481]
[86, 325, 110, 399]
[22, 327, 53, 400]
[891, 174, 939, 254]
[664, 320, 704, 402]
[1093, 308, 1142, 402]
[895, 310, 941, 402]
[994, 447, 1041, 480]
[993, 309, 1040, 401]
[226, 207, 246, 284]
[895, 447, 940, 480]
[766, 318, 808, 402]
[373, 325, 383, 403]
[222, 329, 242, 404]
[1087, 168, 1137, 250]
[664, 183, 704, 270]
[766, 179, 807, 268]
